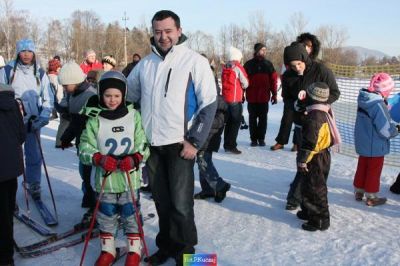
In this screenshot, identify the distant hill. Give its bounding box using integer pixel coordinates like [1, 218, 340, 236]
[343, 46, 389, 61]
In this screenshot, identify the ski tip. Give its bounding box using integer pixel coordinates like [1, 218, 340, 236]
[46, 221, 58, 227]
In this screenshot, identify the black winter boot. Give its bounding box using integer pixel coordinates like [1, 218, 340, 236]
[214, 183, 231, 203]
[144, 249, 170, 265]
[302, 218, 330, 231]
[390, 173, 400, 194]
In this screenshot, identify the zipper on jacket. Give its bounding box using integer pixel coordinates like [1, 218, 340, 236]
[164, 68, 172, 97]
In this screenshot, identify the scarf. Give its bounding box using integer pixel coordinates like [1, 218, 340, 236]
[306, 104, 341, 152]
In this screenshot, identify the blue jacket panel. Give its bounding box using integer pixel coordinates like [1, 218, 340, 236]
[388, 93, 400, 123]
[354, 89, 398, 156]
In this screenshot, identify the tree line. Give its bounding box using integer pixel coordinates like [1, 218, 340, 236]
[1, 0, 398, 72]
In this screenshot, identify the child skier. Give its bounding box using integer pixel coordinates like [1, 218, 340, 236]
[296, 82, 341, 231]
[353, 73, 397, 206]
[0, 84, 26, 265]
[79, 70, 149, 266]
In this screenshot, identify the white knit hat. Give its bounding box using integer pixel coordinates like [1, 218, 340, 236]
[229, 46, 243, 61]
[58, 61, 86, 85]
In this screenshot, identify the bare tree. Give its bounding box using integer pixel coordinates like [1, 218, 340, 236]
[127, 25, 151, 61]
[248, 11, 270, 44]
[101, 22, 124, 66]
[0, 0, 13, 60]
[340, 49, 359, 65]
[69, 10, 104, 62]
[283, 12, 308, 45]
[315, 24, 348, 63]
[42, 19, 64, 60]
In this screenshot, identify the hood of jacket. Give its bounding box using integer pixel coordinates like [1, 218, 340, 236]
[358, 88, 383, 111]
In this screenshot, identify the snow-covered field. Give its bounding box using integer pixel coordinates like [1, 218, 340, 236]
[14, 102, 400, 266]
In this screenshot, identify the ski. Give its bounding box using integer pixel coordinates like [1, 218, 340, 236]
[15, 213, 155, 254]
[14, 211, 55, 237]
[32, 198, 58, 226]
[22, 182, 58, 226]
[16, 221, 89, 252]
[16, 229, 100, 258]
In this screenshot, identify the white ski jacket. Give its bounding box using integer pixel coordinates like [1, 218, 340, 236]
[127, 39, 217, 148]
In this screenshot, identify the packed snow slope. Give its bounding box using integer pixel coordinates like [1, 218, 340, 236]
[14, 102, 400, 266]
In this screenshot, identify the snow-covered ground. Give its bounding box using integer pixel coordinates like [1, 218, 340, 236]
[14, 102, 400, 266]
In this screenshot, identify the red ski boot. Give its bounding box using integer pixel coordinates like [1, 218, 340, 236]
[125, 233, 141, 266]
[95, 233, 116, 266]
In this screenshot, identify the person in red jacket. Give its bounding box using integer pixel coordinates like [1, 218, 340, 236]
[221, 46, 249, 154]
[79, 49, 102, 74]
[244, 43, 278, 146]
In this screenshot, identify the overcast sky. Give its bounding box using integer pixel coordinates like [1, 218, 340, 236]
[11, 0, 400, 56]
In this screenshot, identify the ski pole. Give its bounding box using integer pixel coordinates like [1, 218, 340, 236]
[125, 171, 150, 262]
[79, 171, 110, 266]
[20, 148, 30, 215]
[34, 131, 58, 223]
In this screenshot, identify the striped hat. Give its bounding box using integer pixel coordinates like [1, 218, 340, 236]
[307, 82, 330, 103]
[102, 55, 116, 67]
[368, 72, 395, 98]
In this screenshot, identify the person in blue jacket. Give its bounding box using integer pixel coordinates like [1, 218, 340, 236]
[0, 39, 54, 199]
[353, 73, 398, 206]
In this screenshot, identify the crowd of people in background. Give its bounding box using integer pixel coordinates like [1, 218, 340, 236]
[0, 8, 400, 266]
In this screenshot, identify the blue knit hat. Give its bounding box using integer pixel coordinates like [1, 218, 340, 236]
[16, 39, 36, 54]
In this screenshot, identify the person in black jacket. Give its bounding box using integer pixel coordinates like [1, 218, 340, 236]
[271, 33, 322, 152]
[194, 55, 231, 203]
[281, 42, 340, 211]
[122, 53, 141, 77]
[0, 84, 26, 266]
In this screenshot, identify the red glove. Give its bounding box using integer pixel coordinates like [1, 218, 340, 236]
[92, 152, 118, 172]
[119, 153, 143, 172]
[271, 95, 278, 105]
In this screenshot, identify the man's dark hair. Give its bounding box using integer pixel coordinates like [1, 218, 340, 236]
[151, 10, 180, 28]
[296, 32, 321, 60]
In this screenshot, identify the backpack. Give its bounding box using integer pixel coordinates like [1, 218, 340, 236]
[4, 64, 47, 97]
[4, 64, 45, 85]
[221, 64, 242, 103]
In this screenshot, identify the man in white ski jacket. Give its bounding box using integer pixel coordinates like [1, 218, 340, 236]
[127, 10, 217, 266]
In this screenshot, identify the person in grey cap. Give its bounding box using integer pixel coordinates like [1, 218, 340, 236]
[0, 84, 26, 265]
[0, 39, 54, 200]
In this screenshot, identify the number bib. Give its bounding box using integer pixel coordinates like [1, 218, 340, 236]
[97, 111, 136, 156]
